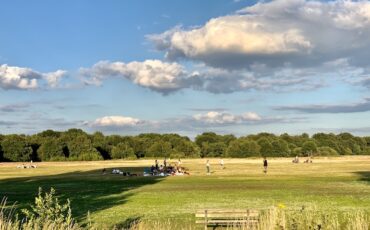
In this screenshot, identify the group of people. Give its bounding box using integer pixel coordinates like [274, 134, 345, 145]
[292, 156, 313, 164]
[105, 168, 137, 176]
[16, 161, 37, 169]
[147, 158, 189, 176]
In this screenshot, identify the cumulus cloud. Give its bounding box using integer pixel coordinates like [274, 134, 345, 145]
[80, 60, 202, 94]
[148, 0, 370, 70]
[89, 116, 143, 127]
[275, 98, 370, 113]
[0, 64, 67, 90]
[81, 59, 329, 94]
[44, 70, 67, 88]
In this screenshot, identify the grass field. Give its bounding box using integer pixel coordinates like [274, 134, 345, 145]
[0, 156, 369, 229]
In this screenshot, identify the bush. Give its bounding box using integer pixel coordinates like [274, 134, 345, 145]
[1, 188, 81, 230]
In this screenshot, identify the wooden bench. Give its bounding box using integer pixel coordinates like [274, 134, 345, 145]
[195, 209, 259, 229]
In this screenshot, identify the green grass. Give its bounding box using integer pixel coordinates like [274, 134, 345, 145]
[0, 157, 369, 229]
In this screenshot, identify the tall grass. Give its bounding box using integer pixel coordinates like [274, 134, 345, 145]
[127, 207, 369, 230]
[0, 188, 81, 230]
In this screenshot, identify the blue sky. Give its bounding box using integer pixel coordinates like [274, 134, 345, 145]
[1, 0, 370, 137]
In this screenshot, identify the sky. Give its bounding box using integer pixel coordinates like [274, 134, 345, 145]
[1, 0, 370, 137]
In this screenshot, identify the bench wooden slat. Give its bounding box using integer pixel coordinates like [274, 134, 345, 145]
[196, 209, 259, 213]
[196, 220, 259, 224]
[196, 213, 259, 218]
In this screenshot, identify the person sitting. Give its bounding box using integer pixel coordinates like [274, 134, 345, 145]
[304, 157, 313, 163]
[150, 165, 155, 174]
[159, 165, 164, 172]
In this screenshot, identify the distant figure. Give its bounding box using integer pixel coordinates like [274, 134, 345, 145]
[155, 159, 159, 170]
[304, 156, 313, 163]
[102, 168, 106, 174]
[164, 158, 167, 168]
[219, 158, 224, 169]
[177, 158, 182, 166]
[263, 157, 268, 174]
[292, 155, 299, 163]
[206, 160, 211, 175]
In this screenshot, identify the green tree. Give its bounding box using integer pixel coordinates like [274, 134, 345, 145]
[317, 147, 339, 156]
[147, 141, 172, 157]
[270, 139, 290, 157]
[302, 141, 318, 156]
[37, 138, 65, 161]
[174, 140, 200, 158]
[227, 139, 261, 157]
[257, 138, 274, 157]
[1, 135, 33, 161]
[67, 135, 102, 161]
[91, 131, 111, 159]
[111, 142, 136, 159]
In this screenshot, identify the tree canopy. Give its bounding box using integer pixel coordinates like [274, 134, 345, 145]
[0, 129, 369, 162]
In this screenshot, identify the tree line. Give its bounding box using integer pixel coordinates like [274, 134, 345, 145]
[0, 129, 369, 162]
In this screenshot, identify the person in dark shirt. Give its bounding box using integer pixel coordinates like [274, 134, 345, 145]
[263, 157, 268, 174]
[155, 159, 159, 170]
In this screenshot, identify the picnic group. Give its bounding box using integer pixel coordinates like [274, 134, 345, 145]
[144, 158, 190, 176]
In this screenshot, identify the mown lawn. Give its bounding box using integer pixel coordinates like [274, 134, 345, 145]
[0, 156, 369, 229]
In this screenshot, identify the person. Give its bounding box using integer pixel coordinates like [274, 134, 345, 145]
[102, 168, 106, 174]
[206, 159, 211, 175]
[150, 165, 155, 174]
[263, 157, 268, 174]
[292, 155, 299, 163]
[164, 158, 167, 169]
[219, 158, 224, 169]
[177, 158, 182, 166]
[155, 159, 159, 170]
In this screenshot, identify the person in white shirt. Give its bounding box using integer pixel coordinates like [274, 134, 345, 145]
[206, 160, 210, 175]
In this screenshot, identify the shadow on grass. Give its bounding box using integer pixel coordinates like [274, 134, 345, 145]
[355, 171, 370, 184]
[0, 166, 163, 224]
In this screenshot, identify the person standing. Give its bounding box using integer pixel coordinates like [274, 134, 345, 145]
[263, 157, 268, 174]
[206, 160, 211, 175]
[219, 158, 224, 169]
[155, 159, 159, 171]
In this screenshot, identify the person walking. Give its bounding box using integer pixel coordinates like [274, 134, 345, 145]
[263, 157, 268, 174]
[206, 160, 211, 175]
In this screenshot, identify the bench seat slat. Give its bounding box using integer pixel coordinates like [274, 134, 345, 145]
[196, 220, 259, 224]
[196, 213, 259, 218]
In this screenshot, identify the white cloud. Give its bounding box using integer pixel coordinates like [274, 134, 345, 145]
[44, 70, 67, 88]
[90, 116, 143, 127]
[80, 60, 202, 94]
[148, 0, 370, 70]
[193, 111, 261, 124]
[0, 64, 67, 90]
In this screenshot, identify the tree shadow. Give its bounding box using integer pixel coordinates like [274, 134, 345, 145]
[354, 171, 370, 184]
[0, 166, 163, 224]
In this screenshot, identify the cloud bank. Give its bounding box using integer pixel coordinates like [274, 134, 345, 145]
[149, 0, 370, 70]
[275, 98, 370, 113]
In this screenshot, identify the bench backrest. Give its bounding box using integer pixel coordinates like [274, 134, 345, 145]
[196, 209, 259, 218]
